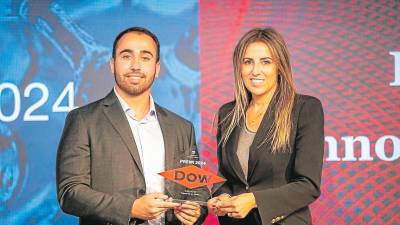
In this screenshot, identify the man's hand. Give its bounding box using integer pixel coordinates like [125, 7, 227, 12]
[130, 193, 180, 220]
[207, 194, 231, 216]
[174, 201, 201, 225]
[216, 193, 257, 219]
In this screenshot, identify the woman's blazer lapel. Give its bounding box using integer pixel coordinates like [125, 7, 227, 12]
[247, 97, 278, 182]
[223, 121, 248, 185]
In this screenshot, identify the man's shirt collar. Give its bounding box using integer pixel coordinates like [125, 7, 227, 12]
[114, 87, 157, 121]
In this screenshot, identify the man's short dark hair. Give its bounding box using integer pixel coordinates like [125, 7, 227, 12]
[112, 27, 160, 62]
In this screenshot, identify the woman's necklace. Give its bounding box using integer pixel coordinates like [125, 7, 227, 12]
[247, 109, 264, 125]
[247, 102, 269, 126]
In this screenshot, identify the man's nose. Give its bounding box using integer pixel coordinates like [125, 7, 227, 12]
[130, 57, 140, 70]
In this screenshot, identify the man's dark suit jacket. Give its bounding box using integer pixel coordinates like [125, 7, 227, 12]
[56, 90, 208, 225]
[214, 94, 324, 225]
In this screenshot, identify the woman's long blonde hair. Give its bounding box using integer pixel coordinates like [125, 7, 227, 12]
[219, 27, 296, 153]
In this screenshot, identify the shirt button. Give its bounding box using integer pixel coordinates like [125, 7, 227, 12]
[138, 189, 146, 196]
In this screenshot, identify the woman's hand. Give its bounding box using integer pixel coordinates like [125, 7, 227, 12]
[174, 201, 201, 225]
[216, 193, 257, 219]
[207, 194, 231, 216]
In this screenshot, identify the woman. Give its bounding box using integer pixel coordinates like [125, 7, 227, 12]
[208, 27, 324, 225]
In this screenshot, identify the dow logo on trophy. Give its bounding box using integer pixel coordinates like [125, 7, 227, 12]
[158, 146, 225, 206]
[159, 165, 225, 189]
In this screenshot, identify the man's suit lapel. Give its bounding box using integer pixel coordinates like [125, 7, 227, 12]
[102, 90, 144, 175]
[155, 104, 177, 171]
[155, 104, 180, 196]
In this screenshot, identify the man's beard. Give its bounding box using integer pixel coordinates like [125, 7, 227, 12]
[114, 71, 156, 96]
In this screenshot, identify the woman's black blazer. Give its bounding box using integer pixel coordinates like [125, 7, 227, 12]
[214, 94, 324, 225]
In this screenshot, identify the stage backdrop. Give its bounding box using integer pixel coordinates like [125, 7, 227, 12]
[0, 1, 399, 225]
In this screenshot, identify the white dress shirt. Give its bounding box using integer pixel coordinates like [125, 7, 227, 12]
[114, 88, 166, 225]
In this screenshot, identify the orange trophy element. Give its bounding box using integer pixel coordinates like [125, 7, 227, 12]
[159, 165, 225, 189]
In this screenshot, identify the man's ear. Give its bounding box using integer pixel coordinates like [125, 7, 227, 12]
[109, 58, 115, 74]
[155, 62, 160, 78]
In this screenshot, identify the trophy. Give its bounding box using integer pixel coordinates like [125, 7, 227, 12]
[158, 146, 225, 206]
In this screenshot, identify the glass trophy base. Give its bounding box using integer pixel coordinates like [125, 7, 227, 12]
[172, 199, 207, 206]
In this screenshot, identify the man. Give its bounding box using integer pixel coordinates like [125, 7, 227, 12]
[56, 27, 207, 225]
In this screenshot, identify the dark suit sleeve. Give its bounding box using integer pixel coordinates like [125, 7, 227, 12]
[212, 108, 233, 197]
[56, 110, 135, 225]
[252, 97, 324, 225]
[189, 123, 209, 225]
